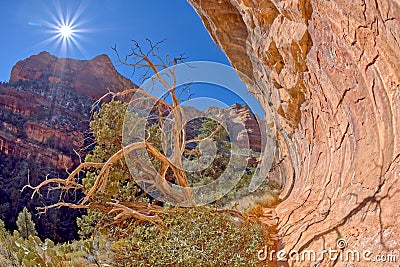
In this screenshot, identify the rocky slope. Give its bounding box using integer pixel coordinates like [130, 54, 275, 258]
[9, 51, 133, 99]
[0, 52, 135, 241]
[185, 103, 264, 153]
[1, 52, 135, 169]
[188, 0, 400, 265]
[207, 103, 264, 153]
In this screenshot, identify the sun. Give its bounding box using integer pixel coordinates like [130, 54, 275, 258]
[59, 25, 73, 38]
[34, 2, 89, 56]
[51, 21, 79, 54]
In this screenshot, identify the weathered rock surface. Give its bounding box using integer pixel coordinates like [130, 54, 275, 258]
[228, 103, 264, 153]
[189, 0, 400, 265]
[10, 51, 134, 99]
[1, 52, 135, 169]
[202, 103, 264, 152]
[0, 84, 83, 169]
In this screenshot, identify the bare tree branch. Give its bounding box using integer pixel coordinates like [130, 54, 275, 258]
[30, 40, 199, 227]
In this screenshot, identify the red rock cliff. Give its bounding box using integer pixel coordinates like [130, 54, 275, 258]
[1, 52, 135, 169]
[10, 51, 134, 99]
[188, 0, 400, 265]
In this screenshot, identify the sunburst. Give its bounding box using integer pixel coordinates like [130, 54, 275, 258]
[33, 2, 88, 56]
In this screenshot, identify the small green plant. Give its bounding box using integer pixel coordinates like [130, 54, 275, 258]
[14, 233, 61, 267]
[13, 231, 114, 267]
[76, 210, 103, 239]
[0, 219, 19, 266]
[16, 207, 37, 239]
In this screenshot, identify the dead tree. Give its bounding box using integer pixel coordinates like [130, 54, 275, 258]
[24, 40, 222, 227]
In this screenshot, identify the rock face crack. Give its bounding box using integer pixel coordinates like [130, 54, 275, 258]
[188, 0, 400, 265]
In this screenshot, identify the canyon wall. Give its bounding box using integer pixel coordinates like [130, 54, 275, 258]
[1, 52, 135, 169]
[188, 0, 400, 265]
[0, 52, 135, 241]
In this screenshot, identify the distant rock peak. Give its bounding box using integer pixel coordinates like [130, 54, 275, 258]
[9, 51, 134, 100]
[0, 52, 137, 170]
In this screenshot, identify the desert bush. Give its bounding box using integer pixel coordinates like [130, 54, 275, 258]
[0, 219, 20, 266]
[110, 207, 270, 267]
[13, 231, 114, 267]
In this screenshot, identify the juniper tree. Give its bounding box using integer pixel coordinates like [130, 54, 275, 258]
[16, 207, 37, 239]
[25, 41, 205, 227]
[25, 40, 257, 231]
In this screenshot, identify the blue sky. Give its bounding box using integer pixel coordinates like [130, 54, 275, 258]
[0, 0, 264, 115]
[0, 1, 228, 80]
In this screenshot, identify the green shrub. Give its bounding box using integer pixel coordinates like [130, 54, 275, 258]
[13, 231, 114, 267]
[0, 219, 19, 266]
[110, 207, 270, 267]
[16, 207, 37, 239]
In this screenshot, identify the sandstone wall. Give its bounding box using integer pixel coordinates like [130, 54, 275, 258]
[188, 0, 400, 265]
